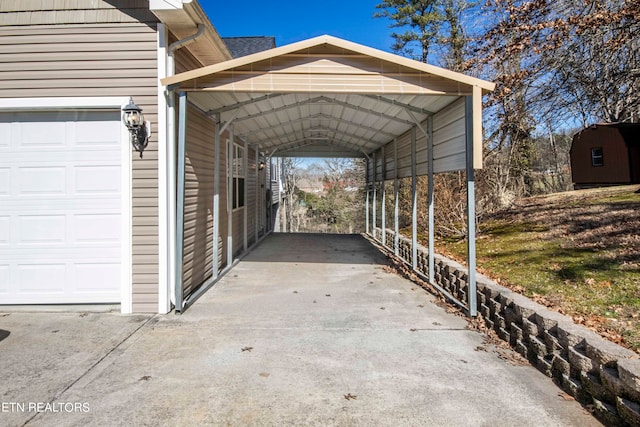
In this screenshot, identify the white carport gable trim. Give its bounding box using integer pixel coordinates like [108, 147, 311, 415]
[162, 35, 495, 94]
[161, 35, 493, 167]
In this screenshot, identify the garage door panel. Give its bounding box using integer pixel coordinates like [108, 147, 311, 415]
[8, 153, 120, 165]
[0, 216, 8, 244]
[74, 213, 120, 243]
[19, 166, 66, 194]
[0, 168, 8, 194]
[18, 263, 66, 293]
[75, 263, 120, 293]
[0, 121, 9, 147]
[0, 110, 122, 304]
[75, 119, 120, 146]
[19, 121, 67, 148]
[19, 215, 66, 244]
[74, 165, 120, 194]
[0, 265, 8, 294]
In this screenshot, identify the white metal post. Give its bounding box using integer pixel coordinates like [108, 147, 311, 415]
[365, 185, 370, 235]
[213, 114, 220, 278]
[157, 23, 170, 314]
[381, 146, 386, 247]
[428, 116, 435, 283]
[243, 139, 248, 252]
[175, 91, 187, 313]
[465, 87, 481, 317]
[411, 127, 417, 270]
[255, 148, 259, 244]
[394, 138, 399, 256]
[227, 131, 233, 267]
[372, 151, 377, 240]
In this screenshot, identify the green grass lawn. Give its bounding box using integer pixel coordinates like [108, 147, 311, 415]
[428, 185, 640, 353]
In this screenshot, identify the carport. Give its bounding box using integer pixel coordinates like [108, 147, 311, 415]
[161, 35, 495, 313]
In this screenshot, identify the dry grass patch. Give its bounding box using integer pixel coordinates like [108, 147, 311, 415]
[433, 185, 640, 353]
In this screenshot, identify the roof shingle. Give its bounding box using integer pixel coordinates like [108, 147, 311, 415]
[222, 36, 276, 58]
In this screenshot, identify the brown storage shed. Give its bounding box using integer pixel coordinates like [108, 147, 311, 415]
[570, 123, 640, 189]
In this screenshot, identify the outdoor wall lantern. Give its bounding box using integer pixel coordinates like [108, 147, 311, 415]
[259, 160, 265, 170]
[122, 97, 151, 158]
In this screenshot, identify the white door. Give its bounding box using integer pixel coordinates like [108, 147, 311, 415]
[0, 110, 123, 304]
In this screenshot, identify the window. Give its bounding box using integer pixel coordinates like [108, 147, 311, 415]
[270, 158, 278, 181]
[233, 144, 245, 209]
[591, 147, 604, 167]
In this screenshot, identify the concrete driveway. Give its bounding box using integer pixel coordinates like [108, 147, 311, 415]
[0, 234, 600, 426]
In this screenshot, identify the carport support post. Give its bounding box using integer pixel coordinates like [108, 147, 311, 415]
[394, 138, 399, 257]
[372, 151, 377, 239]
[255, 148, 259, 244]
[411, 127, 417, 270]
[175, 91, 187, 313]
[227, 129, 234, 267]
[365, 183, 370, 235]
[465, 88, 481, 317]
[427, 116, 435, 283]
[213, 113, 221, 278]
[243, 139, 248, 252]
[381, 146, 386, 247]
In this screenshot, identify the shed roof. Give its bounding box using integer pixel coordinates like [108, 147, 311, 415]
[163, 35, 494, 160]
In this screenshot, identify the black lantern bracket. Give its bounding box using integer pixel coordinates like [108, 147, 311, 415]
[122, 97, 151, 158]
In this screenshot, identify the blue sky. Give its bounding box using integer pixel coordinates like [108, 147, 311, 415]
[201, 0, 395, 52]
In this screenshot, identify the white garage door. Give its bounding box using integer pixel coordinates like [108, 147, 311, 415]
[0, 110, 123, 304]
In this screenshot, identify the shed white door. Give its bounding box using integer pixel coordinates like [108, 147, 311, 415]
[0, 110, 123, 304]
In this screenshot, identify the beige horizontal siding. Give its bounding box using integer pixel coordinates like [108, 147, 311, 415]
[181, 102, 215, 299]
[189, 72, 456, 95]
[219, 132, 229, 271]
[0, 6, 161, 313]
[247, 146, 257, 247]
[0, 48, 157, 62]
[0, 0, 157, 26]
[232, 211, 243, 256]
[0, 58, 156, 71]
[0, 0, 150, 13]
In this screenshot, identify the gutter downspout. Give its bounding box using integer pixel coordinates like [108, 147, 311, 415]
[165, 24, 206, 312]
[169, 24, 205, 53]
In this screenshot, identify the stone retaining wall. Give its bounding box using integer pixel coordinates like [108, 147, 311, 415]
[375, 228, 640, 426]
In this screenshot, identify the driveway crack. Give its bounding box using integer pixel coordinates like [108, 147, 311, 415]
[22, 315, 155, 426]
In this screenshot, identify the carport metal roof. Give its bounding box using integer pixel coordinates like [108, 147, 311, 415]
[163, 34, 495, 315]
[162, 35, 494, 159]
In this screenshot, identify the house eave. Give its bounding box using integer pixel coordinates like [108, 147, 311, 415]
[150, 0, 232, 65]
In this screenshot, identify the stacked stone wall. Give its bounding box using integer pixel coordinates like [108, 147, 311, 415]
[375, 228, 640, 426]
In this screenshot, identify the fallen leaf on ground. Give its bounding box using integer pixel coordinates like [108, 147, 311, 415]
[558, 392, 574, 401]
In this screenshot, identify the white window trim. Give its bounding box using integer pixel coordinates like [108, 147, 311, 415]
[232, 143, 246, 211]
[157, 23, 171, 315]
[0, 97, 133, 314]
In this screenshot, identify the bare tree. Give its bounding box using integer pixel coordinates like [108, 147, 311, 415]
[280, 157, 301, 232]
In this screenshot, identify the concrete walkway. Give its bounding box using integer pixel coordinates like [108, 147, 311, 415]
[0, 234, 600, 426]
